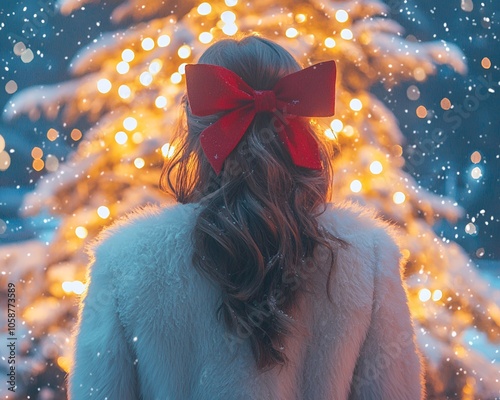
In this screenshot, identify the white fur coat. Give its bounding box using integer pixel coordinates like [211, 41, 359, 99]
[68, 201, 425, 399]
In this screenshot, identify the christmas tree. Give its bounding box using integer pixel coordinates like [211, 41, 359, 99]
[2, 0, 499, 398]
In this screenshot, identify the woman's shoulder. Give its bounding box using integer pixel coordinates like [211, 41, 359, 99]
[86, 201, 200, 264]
[319, 200, 402, 261]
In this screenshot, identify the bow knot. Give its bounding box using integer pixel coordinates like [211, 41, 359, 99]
[254, 90, 276, 113]
[185, 61, 337, 175]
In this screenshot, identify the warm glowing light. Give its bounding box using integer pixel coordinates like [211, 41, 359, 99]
[31, 147, 43, 159]
[343, 125, 354, 137]
[45, 154, 59, 172]
[149, 60, 162, 74]
[197, 2, 212, 15]
[161, 143, 175, 158]
[221, 11, 236, 23]
[116, 61, 130, 74]
[324, 37, 336, 48]
[157, 35, 171, 47]
[178, 45, 191, 59]
[418, 288, 431, 302]
[139, 71, 153, 86]
[57, 356, 71, 373]
[295, 13, 306, 23]
[178, 63, 187, 74]
[71, 129, 82, 141]
[286, 28, 299, 38]
[155, 96, 167, 108]
[465, 222, 477, 235]
[407, 85, 420, 100]
[118, 85, 131, 99]
[350, 98, 362, 111]
[75, 226, 88, 239]
[132, 132, 143, 144]
[0, 151, 11, 171]
[171, 72, 182, 84]
[335, 10, 348, 22]
[115, 131, 128, 144]
[369, 161, 383, 174]
[324, 128, 336, 140]
[330, 119, 343, 132]
[416, 105, 427, 118]
[134, 157, 145, 169]
[470, 151, 481, 164]
[481, 57, 491, 69]
[471, 166, 482, 179]
[0, 135, 4, 153]
[393, 191, 406, 204]
[199, 32, 213, 44]
[47, 128, 59, 141]
[413, 67, 426, 81]
[62, 280, 86, 295]
[225, 0, 237, 5]
[123, 117, 138, 131]
[222, 23, 238, 36]
[21, 48, 34, 63]
[392, 144, 403, 157]
[432, 289, 443, 301]
[33, 159, 44, 171]
[350, 180, 362, 193]
[97, 78, 112, 94]
[340, 29, 353, 40]
[440, 97, 451, 110]
[121, 49, 135, 62]
[141, 37, 155, 51]
[97, 206, 110, 219]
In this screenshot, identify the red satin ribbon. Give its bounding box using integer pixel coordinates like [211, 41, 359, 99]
[185, 60, 337, 175]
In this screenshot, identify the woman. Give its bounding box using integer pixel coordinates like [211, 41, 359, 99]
[68, 36, 425, 399]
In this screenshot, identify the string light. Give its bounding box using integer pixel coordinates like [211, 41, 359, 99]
[161, 143, 175, 158]
[178, 45, 191, 59]
[222, 23, 238, 36]
[132, 132, 143, 144]
[155, 96, 167, 108]
[31, 147, 43, 159]
[324, 128, 336, 140]
[97, 206, 110, 219]
[470, 151, 481, 164]
[116, 61, 129, 74]
[324, 37, 336, 48]
[419, 288, 432, 302]
[149, 60, 162, 74]
[330, 119, 343, 132]
[369, 161, 383, 174]
[350, 98, 362, 111]
[134, 157, 145, 169]
[286, 28, 299, 38]
[335, 10, 348, 22]
[481, 57, 491, 69]
[171, 72, 182, 84]
[115, 131, 128, 144]
[225, 0, 237, 5]
[97, 79, 112, 94]
[62, 280, 86, 295]
[471, 166, 482, 179]
[75, 226, 88, 239]
[47, 128, 59, 141]
[178, 63, 187, 74]
[118, 85, 131, 99]
[141, 37, 155, 51]
[33, 159, 44, 171]
[45, 155, 59, 172]
[393, 191, 406, 204]
[350, 180, 362, 193]
[465, 222, 477, 235]
[0, 151, 11, 171]
[139, 71, 153, 86]
[416, 105, 427, 118]
[157, 35, 171, 47]
[197, 2, 211, 15]
[413, 67, 426, 81]
[70, 129, 82, 141]
[199, 32, 213, 44]
[221, 11, 236, 23]
[295, 14, 306, 23]
[432, 290, 443, 301]
[121, 49, 135, 62]
[340, 29, 353, 40]
[123, 117, 138, 131]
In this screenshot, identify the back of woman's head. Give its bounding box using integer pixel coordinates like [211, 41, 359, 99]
[161, 35, 343, 371]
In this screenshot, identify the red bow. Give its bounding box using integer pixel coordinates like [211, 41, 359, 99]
[185, 60, 337, 175]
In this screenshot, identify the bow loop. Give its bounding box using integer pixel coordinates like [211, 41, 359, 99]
[254, 90, 276, 113]
[185, 60, 336, 175]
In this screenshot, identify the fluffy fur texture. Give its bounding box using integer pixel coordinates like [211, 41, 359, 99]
[67, 201, 425, 399]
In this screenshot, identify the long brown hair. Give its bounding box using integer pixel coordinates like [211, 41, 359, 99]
[160, 36, 345, 371]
